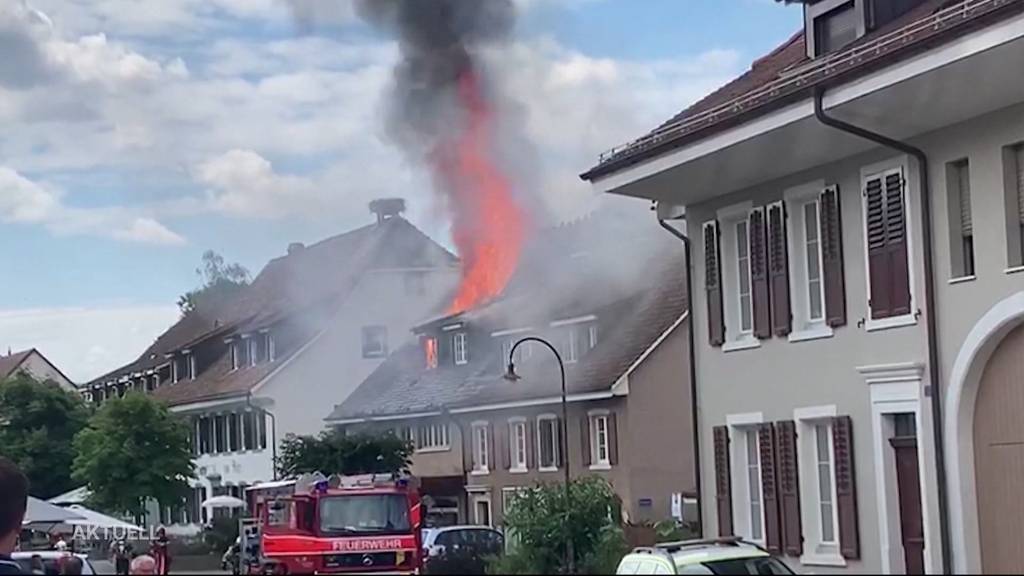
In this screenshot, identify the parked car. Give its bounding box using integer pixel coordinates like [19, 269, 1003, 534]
[421, 525, 504, 574]
[616, 537, 794, 575]
[11, 551, 96, 575]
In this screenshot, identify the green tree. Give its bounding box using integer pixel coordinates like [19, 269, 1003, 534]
[72, 393, 195, 519]
[494, 476, 629, 575]
[0, 374, 90, 499]
[177, 250, 251, 315]
[276, 430, 413, 478]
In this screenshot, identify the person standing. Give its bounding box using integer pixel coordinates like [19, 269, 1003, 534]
[151, 528, 170, 575]
[110, 539, 131, 576]
[0, 457, 28, 575]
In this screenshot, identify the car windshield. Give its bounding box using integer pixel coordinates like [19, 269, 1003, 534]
[319, 494, 411, 535]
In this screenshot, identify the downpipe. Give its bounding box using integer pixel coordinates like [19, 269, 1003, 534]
[657, 211, 704, 536]
[813, 87, 951, 574]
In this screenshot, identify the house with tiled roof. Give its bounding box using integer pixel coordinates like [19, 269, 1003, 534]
[86, 199, 459, 532]
[0, 348, 75, 392]
[584, 0, 1024, 573]
[325, 209, 697, 530]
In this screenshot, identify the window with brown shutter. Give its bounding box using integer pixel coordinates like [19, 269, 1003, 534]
[775, 420, 802, 556]
[749, 208, 772, 339]
[608, 413, 619, 466]
[581, 416, 592, 467]
[820, 186, 847, 327]
[704, 221, 726, 346]
[832, 415, 860, 559]
[767, 202, 791, 336]
[865, 170, 912, 320]
[758, 425, 782, 554]
[713, 426, 733, 536]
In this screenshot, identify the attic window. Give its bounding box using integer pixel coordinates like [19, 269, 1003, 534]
[230, 342, 240, 371]
[814, 2, 858, 57]
[453, 332, 468, 366]
[361, 326, 389, 359]
[425, 337, 438, 369]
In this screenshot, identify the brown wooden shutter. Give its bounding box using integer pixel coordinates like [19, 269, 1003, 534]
[759, 425, 782, 555]
[832, 415, 860, 559]
[885, 171, 912, 317]
[501, 422, 511, 471]
[704, 221, 726, 346]
[865, 175, 890, 318]
[581, 416, 592, 467]
[749, 208, 772, 339]
[608, 413, 619, 466]
[767, 202, 791, 336]
[713, 426, 733, 536]
[776, 420, 802, 556]
[526, 420, 535, 470]
[820, 186, 847, 327]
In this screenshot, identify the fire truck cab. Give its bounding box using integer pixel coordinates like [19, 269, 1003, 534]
[251, 473, 423, 575]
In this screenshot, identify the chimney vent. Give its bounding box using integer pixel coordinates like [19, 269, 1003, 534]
[287, 242, 305, 255]
[369, 198, 406, 224]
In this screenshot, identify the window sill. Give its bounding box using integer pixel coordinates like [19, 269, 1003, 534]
[721, 337, 761, 353]
[470, 469, 490, 477]
[589, 463, 612, 471]
[800, 551, 847, 567]
[538, 466, 559, 473]
[787, 325, 834, 343]
[509, 467, 529, 475]
[948, 275, 976, 285]
[1005, 265, 1024, 275]
[415, 446, 451, 454]
[864, 314, 917, 332]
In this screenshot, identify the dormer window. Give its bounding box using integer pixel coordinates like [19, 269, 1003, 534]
[424, 337, 438, 369]
[229, 340, 240, 371]
[453, 332, 468, 366]
[361, 326, 389, 359]
[186, 352, 197, 380]
[171, 358, 180, 383]
[805, 0, 865, 58]
[248, 337, 258, 367]
[265, 332, 276, 362]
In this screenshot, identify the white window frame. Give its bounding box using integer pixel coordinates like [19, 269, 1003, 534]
[726, 412, 765, 545]
[453, 332, 468, 366]
[172, 357, 180, 383]
[473, 494, 493, 527]
[415, 423, 450, 453]
[717, 202, 761, 352]
[785, 182, 835, 342]
[860, 158, 918, 332]
[589, 410, 611, 470]
[588, 324, 599, 349]
[744, 428, 765, 544]
[537, 414, 560, 472]
[793, 404, 845, 568]
[565, 327, 579, 364]
[471, 421, 489, 475]
[362, 326, 389, 359]
[509, 418, 528, 473]
[266, 333, 276, 362]
[735, 219, 754, 335]
[187, 353, 196, 380]
[248, 337, 258, 367]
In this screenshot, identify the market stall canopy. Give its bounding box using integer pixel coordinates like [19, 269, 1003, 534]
[202, 495, 246, 509]
[64, 505, 143, 534]
[22, 497, 85, 530]
[48, 487, 90, 506]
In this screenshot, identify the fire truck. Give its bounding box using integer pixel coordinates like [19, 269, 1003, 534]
[242, 473, 423, 575]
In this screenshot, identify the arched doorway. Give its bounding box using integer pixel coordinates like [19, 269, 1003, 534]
[973, 322, 1024, 573]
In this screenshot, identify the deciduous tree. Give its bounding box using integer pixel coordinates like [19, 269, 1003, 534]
[276, 430, 412, 478]
[72, 393, 195, 519]
[0, 374, 89, 499]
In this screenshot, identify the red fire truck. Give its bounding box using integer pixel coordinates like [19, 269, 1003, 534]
[244, 473, 423, 575]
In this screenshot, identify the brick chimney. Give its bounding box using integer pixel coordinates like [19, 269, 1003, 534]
[369, 198, 406, 224]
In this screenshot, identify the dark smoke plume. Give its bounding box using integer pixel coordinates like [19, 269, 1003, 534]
[354, 0, 516, 154]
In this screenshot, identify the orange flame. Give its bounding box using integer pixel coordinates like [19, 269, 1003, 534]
[436, 69, 526, 314]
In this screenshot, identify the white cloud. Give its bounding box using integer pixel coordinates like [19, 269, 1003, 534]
[0, 167, 185, 245]
[0, 304, 180, 382]
[196, 149, 321, 218]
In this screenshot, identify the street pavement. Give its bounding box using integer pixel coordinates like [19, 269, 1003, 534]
[90, 559, 227, 575]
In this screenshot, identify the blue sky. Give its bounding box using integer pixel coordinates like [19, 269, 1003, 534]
[0, 0, 802, 380]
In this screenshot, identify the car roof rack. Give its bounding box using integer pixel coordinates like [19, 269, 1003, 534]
[653, 536, 766, 553]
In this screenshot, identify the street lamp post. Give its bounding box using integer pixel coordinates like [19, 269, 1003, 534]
[504, 336, 574, 574]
